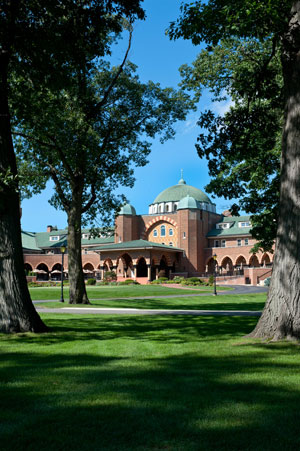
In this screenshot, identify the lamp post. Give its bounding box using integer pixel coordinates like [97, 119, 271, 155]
[213, 253, 217, 296]
[60, 245, 66, 303]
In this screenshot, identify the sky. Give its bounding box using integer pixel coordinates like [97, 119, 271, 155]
[20, 0, 233, 232]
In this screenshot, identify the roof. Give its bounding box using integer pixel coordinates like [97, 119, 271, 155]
[152, 177, 212, 204]
[94, 239, 183, 252]
[118, 203, 136, 216]
[206, 215, 252, 237]
[21, 228, 114, 251]
[177, 195, 198, 210]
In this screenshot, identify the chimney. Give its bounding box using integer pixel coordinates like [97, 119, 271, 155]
[47, 225, 53, 232]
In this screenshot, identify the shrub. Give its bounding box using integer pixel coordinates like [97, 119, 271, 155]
[264, 277, 271, 287]
[119, 279, 139, 285]
[157, 277, 168, 282]
[103, 271, 117, 282]
[173, 276, 184, 283]
[87, 278, 96, 285]
[208, 275, 214, 286]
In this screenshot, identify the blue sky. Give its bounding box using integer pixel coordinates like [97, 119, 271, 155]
[20, 0, 232, 232]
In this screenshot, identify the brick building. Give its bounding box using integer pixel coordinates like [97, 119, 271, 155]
[22, 175, 273, 285]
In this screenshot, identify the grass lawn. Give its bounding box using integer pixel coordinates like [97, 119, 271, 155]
[1, 313, 300, 450]
[29, 284, 232, 302]
[33, 285, 266, 311]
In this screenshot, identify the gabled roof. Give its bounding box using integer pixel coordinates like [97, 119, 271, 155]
[21, 228, 114, 251]
[206, 215, 252, 237]
[94, 239, 183, 252]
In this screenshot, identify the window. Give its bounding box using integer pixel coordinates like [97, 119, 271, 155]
[214, 240, 219, 247]
[239, 221, 251, 228]
[183, 232, 186, 239]
[50, 236, 59, 241]
[174, 204, 177, 211]
[221, 240, 226, 248]
[160, 225, 166, 237]
[237, 239, 242, 246]
[84, 249, 88, 254]
[153, 229, 158, 237]
[161, 242, 165, 245]
[165, 205, 169, 212]
[159, 205, 163, 213]
[216, 223, 231, 229]
[82, 233, 89, 239]
[245, 238, 249, 246]
[169, 242, 173, 247]
[169, 228, 173, 236]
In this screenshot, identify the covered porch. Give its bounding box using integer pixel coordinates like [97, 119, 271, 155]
[94, 239, 183, 284]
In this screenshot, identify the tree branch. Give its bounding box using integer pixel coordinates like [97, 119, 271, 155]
[90, 26, 133, 116]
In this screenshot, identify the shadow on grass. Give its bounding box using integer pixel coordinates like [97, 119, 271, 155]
[1, 316, 300, 450]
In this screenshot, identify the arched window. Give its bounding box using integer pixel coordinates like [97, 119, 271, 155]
[169, 228, 173, 236]
[174, 204, 177, 211]
[160, 225, 166, 237]
[153, 229, 158, 237]
[165, 205, 169, 212]
[159, 205, 163, 212]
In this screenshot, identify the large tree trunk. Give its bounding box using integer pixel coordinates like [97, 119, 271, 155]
[249, 2, 300, 340]
[68, 201, 90, 304]
[0, 53, 47, 333]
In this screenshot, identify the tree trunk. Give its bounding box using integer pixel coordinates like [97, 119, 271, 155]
[68, 202, 90, 304]
[0, 54, 47, 333]
[249, 2, 300, 340]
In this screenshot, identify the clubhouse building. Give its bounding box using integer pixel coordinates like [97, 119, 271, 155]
[22, 175, 273, 285]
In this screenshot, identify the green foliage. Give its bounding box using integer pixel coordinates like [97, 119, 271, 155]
[103, 271, 117, 282]
[86, 278, 96, 286]
[168, 1, 293, 251]
[208, 275, 214, 286]
[118, 279, 140, 285]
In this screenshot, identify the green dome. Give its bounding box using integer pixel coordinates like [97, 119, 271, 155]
[118, 204, 136, 216]
[153, 179, 212, 204]
[177, 195, 199, 210]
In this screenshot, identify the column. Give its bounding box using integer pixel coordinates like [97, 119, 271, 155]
[147, 264, 151, 282]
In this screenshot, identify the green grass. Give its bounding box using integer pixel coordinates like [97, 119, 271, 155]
[29, 284, 232, 301]
[1, 313, 300, 450]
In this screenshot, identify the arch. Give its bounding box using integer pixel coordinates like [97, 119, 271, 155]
[249, 254, 260, 267]
[117, 253, 134, 278]
[136, 257, 147, 277]
[261, 253, 271, 266]
[24, 263, 32, 274]
[235, 255, 247, 267]
[143, 217, 178, 239]
[158, 255, 169, 278]
[221, 256, 233, 273]
[35, 262, 50, 281]
[83, 262, 95, 271]
[206, 257, 216, 274]
[51, 262, 62, 272]
[103, 258, 113, 271]
[83, 262, 95, 278]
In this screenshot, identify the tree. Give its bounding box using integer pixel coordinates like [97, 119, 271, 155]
[0, 0, 144, 331]
[12, 38, 191, 304]
[169, 1, 300, 340]
[177, 37, 283, 252]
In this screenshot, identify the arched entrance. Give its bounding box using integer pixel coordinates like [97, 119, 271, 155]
[83, 263, 95, 279]
[221, 257, 233, 274]
[158, 255, 169, 278]
[206, 258, 216, 274]
[51, 263, 62, 281]
[117, 253, 134, 278]
[261, 253, 271, 267]
[137, 257, 147, 277]
[35, 263, 49, 281]
[249, 255, 260, 267]
[24, 263, 32, 275]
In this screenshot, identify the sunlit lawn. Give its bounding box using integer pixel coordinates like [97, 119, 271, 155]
[34, 289, 266, 312]
[1, 313, 300, 450]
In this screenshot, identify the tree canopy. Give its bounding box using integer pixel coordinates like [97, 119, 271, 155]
[0, 0, 145, 330]
[169, 1, 300, 340]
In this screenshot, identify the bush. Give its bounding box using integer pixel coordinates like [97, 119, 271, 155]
[87, 278, 96, 285]
[264, 277, 271, 287]
[119, 279, 140, 285]
[208, 275, 214, 286]
[173, 276, 184, 283]
[103, 271, 117, 282]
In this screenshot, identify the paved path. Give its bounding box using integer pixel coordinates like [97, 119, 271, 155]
[34, 284, 265, 316]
